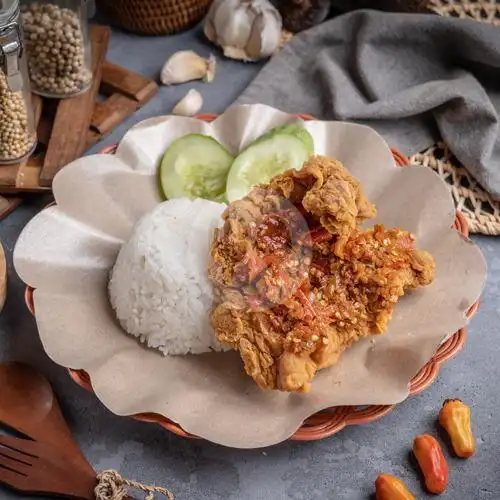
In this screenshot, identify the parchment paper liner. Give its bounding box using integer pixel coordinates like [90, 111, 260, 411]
[14, 105, 486, 449]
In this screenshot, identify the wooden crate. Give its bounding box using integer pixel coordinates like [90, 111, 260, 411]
[0, 26, 158, 195]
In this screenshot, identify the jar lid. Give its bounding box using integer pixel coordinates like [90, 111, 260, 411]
[0, 0, 19, 27]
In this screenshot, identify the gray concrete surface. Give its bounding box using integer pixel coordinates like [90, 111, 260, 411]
[0, 24, 499, 500]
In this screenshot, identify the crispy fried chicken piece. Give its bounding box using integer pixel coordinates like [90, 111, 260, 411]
[208, 156, 435, 393]
[270, 156, 377, 256]
[325, 225, 436, 338]
[208, 186, 311, 304]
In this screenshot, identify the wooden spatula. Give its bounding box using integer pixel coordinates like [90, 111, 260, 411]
[0, 362, 94, 475]
[0, 434, 96, 499]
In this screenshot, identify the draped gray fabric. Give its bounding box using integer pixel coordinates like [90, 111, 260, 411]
[235, 10, 500, 199]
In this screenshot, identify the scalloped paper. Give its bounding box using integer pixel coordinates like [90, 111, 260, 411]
[14, 105, 486, 448]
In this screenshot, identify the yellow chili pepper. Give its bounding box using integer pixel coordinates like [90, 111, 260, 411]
[413, 434, 449, 494]
[375, 474, 415, 500]
[439, 398, 476, 458]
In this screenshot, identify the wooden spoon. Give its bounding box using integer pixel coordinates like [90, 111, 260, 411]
[0, 362, 94, 476]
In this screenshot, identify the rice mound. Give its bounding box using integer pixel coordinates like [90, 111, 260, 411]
[109, 198, 227, 355]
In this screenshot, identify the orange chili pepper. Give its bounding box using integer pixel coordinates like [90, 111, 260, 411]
[439, 399, 476, 458]
[375, 474, 415, 500]
[413, 434, 449, 494]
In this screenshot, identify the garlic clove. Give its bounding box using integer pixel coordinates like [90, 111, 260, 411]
[245, 12, 265, 61]
[256, 10, 282, 58]
[216, 5, 252, 49]
[204, 18, 217, 43]
[204, 54, 217, 83]
[161, 51, 216, 85]
[222, 46, 252, 62]
[171, 89, 203, 116]
[204, 0, 283, 62]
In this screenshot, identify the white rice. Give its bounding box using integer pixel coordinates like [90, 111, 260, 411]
[108, 198, 227, 355]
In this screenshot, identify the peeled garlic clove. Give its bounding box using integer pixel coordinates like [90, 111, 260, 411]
[161, 51, 216, 85]
[171, 89, 203, 116]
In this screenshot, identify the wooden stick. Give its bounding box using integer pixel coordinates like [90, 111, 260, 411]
[0, 196, 23, 220]
[0, 53, 158, 194]
[100, 61, 158, 104]
[39, 25, 111, 187]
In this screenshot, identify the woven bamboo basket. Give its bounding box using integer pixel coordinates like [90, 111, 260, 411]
[23, 112, 480, 444]
[96, 0, 213, 36]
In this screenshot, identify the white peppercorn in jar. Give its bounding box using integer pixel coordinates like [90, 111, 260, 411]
[21, 0, 92, 98]
[0, 0, 37, 164]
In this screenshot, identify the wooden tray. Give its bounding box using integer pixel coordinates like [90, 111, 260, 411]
[0, 27, 157, 195]
[23, 113, 481, 443]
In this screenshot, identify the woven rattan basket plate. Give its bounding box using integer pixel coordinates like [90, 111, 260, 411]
[24, 113, 479, 442]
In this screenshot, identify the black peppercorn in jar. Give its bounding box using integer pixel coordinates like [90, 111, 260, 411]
[21, 0, 92, 98]
[0, 0, 37, 164]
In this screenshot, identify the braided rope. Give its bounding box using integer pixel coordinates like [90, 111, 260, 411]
[95, 470, 174, 500]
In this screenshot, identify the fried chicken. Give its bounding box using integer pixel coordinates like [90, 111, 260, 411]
[269, 156, 377, 256]
[208, 156, 436, 393]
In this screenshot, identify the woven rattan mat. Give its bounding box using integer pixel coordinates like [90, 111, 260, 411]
[410, 0, 500, 235]
[411, 144, 500, 235]
[428, 0, 500, 25]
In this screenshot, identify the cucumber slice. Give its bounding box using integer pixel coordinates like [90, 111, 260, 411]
[226, 134, 310, 202]
[159, 134, 234, 201]
[253, 124, 314, 154]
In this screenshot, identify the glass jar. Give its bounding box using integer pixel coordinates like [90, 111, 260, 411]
[0, 0, 37, 164]
[21, 0, 92, 98]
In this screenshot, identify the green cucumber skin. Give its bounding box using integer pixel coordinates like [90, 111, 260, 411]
[250, 124, 314, 154]
[158, 127, 313, 203]
[226, 134, 309, 203]
[159, 134, 233, 202]
[157, 164, 168, 201]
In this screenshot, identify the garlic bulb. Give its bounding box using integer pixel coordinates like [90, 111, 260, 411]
[204, 0, 282, 62]
[161, 51, 216, 85]
[171, 89, 203, 116]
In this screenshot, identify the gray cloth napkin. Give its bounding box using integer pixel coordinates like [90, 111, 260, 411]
[235, 10, 500, 200]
